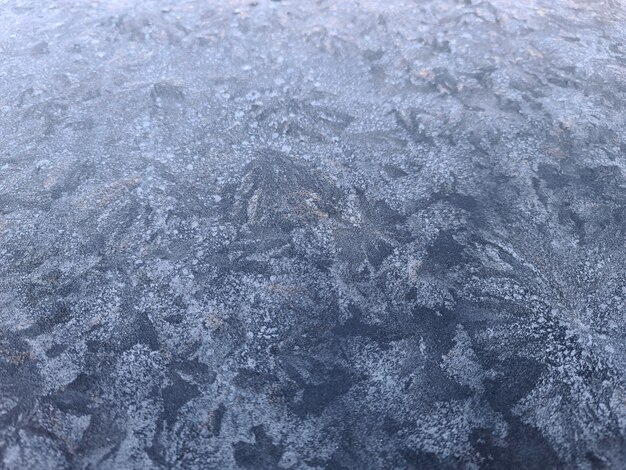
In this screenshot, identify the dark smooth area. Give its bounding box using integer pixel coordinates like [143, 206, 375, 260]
[1, 0, 626, 468]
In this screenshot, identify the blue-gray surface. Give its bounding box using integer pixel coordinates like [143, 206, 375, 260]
[1, 0, 626, 468]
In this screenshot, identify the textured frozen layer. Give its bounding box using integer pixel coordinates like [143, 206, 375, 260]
[0, 0, 626, 469]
